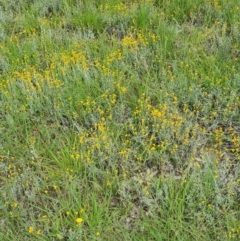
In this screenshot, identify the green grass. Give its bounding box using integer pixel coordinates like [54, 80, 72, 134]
[0, 0, 240, 240]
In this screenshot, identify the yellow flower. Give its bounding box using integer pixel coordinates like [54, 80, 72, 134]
[96, 232, 100, 236]
[57, 234, 63, 239]
[36, 229, 41, 235]
[12, 202, 18, 208]
[76, 218, 83, 223]
[28, 226, 34, 233]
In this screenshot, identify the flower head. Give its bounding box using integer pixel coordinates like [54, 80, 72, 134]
[28, 226, 34, 233]
[76, 218, 83, 224]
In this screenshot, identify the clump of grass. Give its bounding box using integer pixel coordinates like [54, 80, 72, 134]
[0, 0, 240, 240]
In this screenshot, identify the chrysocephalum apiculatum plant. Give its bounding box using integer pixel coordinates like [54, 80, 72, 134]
[0, 0, 239, 240]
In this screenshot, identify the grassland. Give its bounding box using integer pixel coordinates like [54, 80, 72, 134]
[0, 0, 239, 240]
